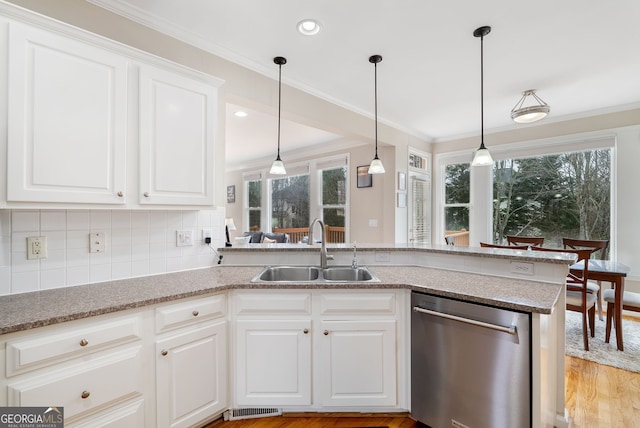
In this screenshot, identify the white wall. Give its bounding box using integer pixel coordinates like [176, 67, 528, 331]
[0, 209, 226, 296]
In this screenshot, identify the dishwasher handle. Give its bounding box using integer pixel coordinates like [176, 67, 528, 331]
[413, 306, 517, 335]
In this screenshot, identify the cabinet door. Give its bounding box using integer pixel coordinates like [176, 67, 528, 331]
[156, 321, 227, 428]
[318, 320, 397, 407]
[7, 22, 128, 204]
[236, 319, 311, 406]
[139, 65, 216, 206]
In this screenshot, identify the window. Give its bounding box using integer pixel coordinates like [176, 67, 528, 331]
[443, 162, 470, 245]
[492, 148, 611, 248]
[245, 175, 262, 231]
[243, 156, 349, 238]
[271, 173, 310, 229]
[321, 166, 347, 242]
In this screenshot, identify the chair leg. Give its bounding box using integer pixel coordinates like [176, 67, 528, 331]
[588, 306, 595, 337]
[605, 302, 614, 343]
[582, 311, 589, 351]
[596, 281, 604, 321]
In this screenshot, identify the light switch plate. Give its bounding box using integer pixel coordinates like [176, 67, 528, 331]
[90, 232, 106, 253]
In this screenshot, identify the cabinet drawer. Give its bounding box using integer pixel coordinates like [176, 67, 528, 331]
[156, 294, 226, 333]
[234, 292, 312, 316]
[7, 347, 143, 422]
[67, 397, 145, 428]
[6, 315, 142, 377]
[319, 292, 396, 316]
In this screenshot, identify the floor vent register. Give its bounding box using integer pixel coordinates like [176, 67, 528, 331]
[222, 408, 283, 421]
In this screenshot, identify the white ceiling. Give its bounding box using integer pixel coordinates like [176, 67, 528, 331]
[90, 0, 640, 165]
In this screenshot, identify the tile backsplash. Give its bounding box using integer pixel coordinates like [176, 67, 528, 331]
[0, 209, 226, 296]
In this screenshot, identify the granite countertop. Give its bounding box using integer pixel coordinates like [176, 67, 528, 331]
[0, 264, 562, 336]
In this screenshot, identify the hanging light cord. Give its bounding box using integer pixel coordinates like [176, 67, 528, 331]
[479, 31, 486, 150]
[374, 60, 379, 158]
[276, 61, 282, 160]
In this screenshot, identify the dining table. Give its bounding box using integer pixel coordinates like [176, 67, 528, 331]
[571, 259, 631, 351]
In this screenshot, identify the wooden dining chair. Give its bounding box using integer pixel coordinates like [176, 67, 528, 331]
[533, 247, 596, 350]
[563, 238, 610, 320]
[506, 235, 544, 247]
[604, 289, 640, 346]
[480, 242, 529, 250]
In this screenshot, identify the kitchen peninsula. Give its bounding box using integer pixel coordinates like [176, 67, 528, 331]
[0, 245, 572, 428]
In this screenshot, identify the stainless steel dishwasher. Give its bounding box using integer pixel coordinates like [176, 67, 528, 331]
[411, 291, 531, 428]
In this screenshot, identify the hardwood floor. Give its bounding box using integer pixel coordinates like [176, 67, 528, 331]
[206, 355, 640, 428]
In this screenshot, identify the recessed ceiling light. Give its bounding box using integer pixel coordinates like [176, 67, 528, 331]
[234, 111, 248, 118]
[297, 19, 321, 36]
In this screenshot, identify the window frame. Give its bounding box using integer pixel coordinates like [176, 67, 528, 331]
[435, 135, 615, 249]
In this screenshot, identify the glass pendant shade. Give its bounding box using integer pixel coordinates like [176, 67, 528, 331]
[471, 144, 494, 166]
[270, 157, 286, 175]
[368, 156, 386, 174]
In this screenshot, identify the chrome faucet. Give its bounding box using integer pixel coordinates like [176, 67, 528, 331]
[351, 241, 358, 269]
[308, 218, 334, 268]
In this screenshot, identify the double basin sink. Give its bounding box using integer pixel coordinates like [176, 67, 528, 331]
[251, 265, 380, 283]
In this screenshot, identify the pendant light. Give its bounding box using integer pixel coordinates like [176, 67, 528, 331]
[270, 56, 287, 175]
[511, 89, 550, 123]
[367, 54, 385, 174]
[471, 26, 493, 167]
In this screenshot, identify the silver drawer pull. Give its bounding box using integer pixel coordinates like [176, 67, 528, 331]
[161, 350, 168, 356]
[303, 328, 309, 334]
[323, 330, 329, 336]
[81, 390, 90, 399]
[117, 191, 123, 197]
[192, 310, 199, 317]
[413, 306, 517, 335]
[143, 192, 150, 197]
[79, 339, 88, 347]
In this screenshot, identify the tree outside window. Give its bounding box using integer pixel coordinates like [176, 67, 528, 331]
[492, 149, 610, 249]
[322, 167, 346, 227]
[245, 179, 262, 231]
[271, 174, 310, 229]
[444, 163, 470, 232]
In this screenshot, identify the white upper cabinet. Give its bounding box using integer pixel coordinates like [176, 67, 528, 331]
[7, 22, 128, 204]
[2, 12, 224, 209]
[138, 65, 217, 206]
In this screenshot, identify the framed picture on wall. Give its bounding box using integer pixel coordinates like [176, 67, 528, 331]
[226, 185, 235, 203]
[357, 165, 373, 188]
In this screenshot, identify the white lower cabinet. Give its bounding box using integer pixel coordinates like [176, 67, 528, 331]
[235, 319, 312, 406]
[232, 290, 406, 410]
[318, 319, 397, 407]
[154, 294, 227, 428]
[155, 321, 227, 428]
[2, 313, 146, 426]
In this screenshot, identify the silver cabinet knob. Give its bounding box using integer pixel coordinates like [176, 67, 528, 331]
[79, 339, 88, 347]
[192, 310, 199, 317]
[81, 390, 90, 399]
[117, 191, 123, 197]
[143, 192, 150, 197]
[161, 350, 168, 356]
[323, 330, 329, 336]
[303, 328, 309, 334]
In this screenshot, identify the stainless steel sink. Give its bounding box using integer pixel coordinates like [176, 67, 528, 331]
[251, 265, 379, 283]
[323, 266, 375, 281]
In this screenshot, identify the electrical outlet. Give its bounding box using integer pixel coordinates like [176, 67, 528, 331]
[176, 229, 194, 247]
[202, 228, 212, 244]
[89, 232, 106, 253]
[27, 236, 47, 260]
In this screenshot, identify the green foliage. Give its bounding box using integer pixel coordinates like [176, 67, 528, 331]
[492, 149, 610, 247]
